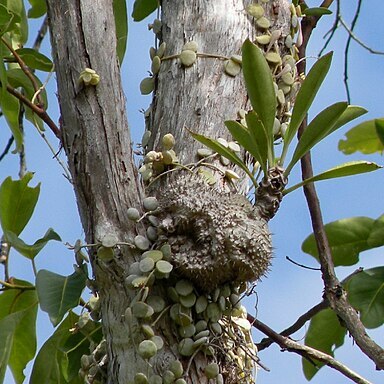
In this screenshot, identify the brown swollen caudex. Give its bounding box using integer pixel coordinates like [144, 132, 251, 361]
[154, 168, 286, 291]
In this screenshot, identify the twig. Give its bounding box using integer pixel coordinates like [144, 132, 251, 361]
[285, 255, 321, 270]
[343, 0, 362, 103]
[297, 0, 384, 370]
[6, 84, 61, 140]
[252, 318, 373, 384]
[252, 300, 328, 351]
[18, 101, 27, 178]
[0, 136, 14, 161]
[1, 37, 43, 107]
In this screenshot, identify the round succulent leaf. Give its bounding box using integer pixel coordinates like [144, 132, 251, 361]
[162, 133, 176, 150]
[179, 324, 196, 338]
[146, 226, 158, 241]
[160, 243, 172, 260]
[282, 71, 294, 85]
[97, 246, 114, 261]
[167, 286, 180, 303]
[135, 372, 149, 384]
[175, 380, 187, 384]
[139, 257, 155, 273]
[162, 370, 175, 384]
[256, 16, 271, 29]
[147, 215, 160, 227]
[182, 41, 198, 52]
[195, 295, 208, 314]
[224, 59, 241, 77]
[255, 34, 271, 45]
[146, 295, 166, 312]
[127, 207, 140, 221]
[178, 338, 195, 356]
[204, 363, 219, 379]
[156, 260, 173, 274]
[132, 301, 154, 318]
[143, 196, 159, 211]
[194, 330, 210, 340]
[246, 4, 265, 18]
[138, 340, 158, 359]
[151, 55, 161, 74]
[140, 77, 155, 95]
[150, 335, 164, 350]
[193, 336, 208, 347]
[179, 292, 197, 308]
[206, 302, 222, 322]
[169, 360, 184, 378]
[230, 54, 242, 64]
[141, 324, 155, 338]
[134, 235, 150, 251]
[179, 50, 197, 67]
[265, 51, 282, 65]
[210, 322, 222, 335]
[195, 320, 208, 333]
[175, 279, 194, 296]
[157, 42, 166, 58]
[142, 250, 163, 263]
[197, 148, 214, 158]
[128, 261, 141, 275]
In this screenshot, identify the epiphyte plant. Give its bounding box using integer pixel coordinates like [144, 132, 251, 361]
[192, 39, 380, 198]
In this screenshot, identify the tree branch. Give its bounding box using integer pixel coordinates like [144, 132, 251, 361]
[296, 1, 384, 370]
[253, 300, 328, 351]
[252, 318, 373, 384]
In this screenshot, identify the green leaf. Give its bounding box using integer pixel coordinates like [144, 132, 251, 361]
[302, 7, 332, 17]
[0, 87, 22, 151]
[0, 173, 40, 236]
[4, 228, 61, 260]
[375, 118, 384, 146]
[5, 0, 28, 45]
[338, 118, 384, 155]
[14, 48, 53, 71]
[29, 312, 79, 384]
[113, 0, 128, 64]
[27, 0, 47, 18]
[282, 52, 333, 162]
[132, 0, 158, 21]
[0, 4, 15, 35]
[36, 266, 87, 326]
[303, 308, 346, 380]
[0, 280, 38, 384]
[284, 161, 382, 194]
[245, 111, 269, 174]
[242, 39, 276, 151]
[367, 215, 384, 248]
[6, 68, 48, 130]
[346, 267, 384, 329]
[331, 105, 367, 133]
[302, 216, 384, 266]
[225, 120, 264, 173]
[285, 102, 348, 175]
[189, 130, 257, 186]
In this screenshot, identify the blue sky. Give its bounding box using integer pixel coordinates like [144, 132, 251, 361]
[1, 1, 383, 383]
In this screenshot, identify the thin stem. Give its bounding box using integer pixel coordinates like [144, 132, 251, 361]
[0, 279, 35, 290]
[31, 259, 38, 277]
[0, 136, 14, 161]
[253, 318, 373, 384]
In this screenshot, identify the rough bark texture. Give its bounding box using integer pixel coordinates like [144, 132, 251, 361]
[46, 1, 291, 383]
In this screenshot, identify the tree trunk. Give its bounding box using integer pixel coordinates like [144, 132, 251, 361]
[46, 0, 291, 383]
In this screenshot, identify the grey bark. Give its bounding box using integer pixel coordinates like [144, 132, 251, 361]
[46, 0, 291, 383]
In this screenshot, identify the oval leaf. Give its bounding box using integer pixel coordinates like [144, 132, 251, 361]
[242, 39, 276, 147]
[338, 118, 384, 155]
[284, 161, 382, 194]
[285, 102, 348, 175]
[36, 267, 87, 326]
[14, 48, 53, 72]
[302, 216, 384, 266]
[302, 7, 333, 17]
[347, 267, 384, 329]
[27, 0, 47, 18]
[0, 173, 40, 236]
[282, 52, 333, 161]
[303, 308, 346, 380]
[132, 0, 158, 21]
[4, 228, 61, 260]
[113, 0, 128, 64]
